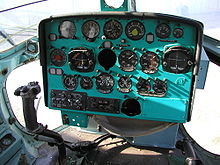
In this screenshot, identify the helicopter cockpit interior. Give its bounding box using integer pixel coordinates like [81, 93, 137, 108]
[0, 0, 220, 165]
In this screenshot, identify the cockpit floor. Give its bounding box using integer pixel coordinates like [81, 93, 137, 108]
[36, 126, 185, 165]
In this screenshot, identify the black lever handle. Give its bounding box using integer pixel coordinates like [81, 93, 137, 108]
[14, 81, 41, 131]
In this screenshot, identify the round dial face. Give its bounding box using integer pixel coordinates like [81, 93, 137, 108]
[104, 19, 123, 40]
[155, 23, 171, 38]
[136, 78, 151, 93]
[82, 20, 100, 40]
[173, 28, 184, 38]
[59, 21, 76, 38]
[153, 79, 167, 95]
[63, 75, 78, 90]
[96, 73, 114, 94]
[80, 76, 93, 90]
[163, 47, 192, 74]
[140, 51, 159, 74]
[50, 49, 66, 67]
[1, 137, 12, 146]
[69, 47, 95, 72]
[118, 50, 138, 71]
[118, 76, 132, 93]
[125, 20, 145, 40]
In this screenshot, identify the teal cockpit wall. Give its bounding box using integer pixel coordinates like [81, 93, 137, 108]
[0, 39, 39, 164]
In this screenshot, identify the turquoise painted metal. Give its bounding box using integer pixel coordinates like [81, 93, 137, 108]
[39, 12, 203, 128]
[100, 0, 129, 11]
[0, 38, 39, 164]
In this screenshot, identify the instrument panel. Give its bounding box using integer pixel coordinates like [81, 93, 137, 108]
[39, 12, 203, 126]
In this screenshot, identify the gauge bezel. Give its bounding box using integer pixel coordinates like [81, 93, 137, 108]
[162, 46, 193, 74]
[81, 20, 100, 40]
[80, 76, 93, 90]
[69, 47, 95, 72]
[118, 76, 132, 93]
[103, 19, 123, 40]
[96, 72, 114, 94]
[58, 20, 76, 39]
[125, 20, 145, 40]
[140, 51, 160, 74]
[50, 49, 67, 67]
[155, 23, 171, 39]
[63, 75, 78, 90]
[153, 79, 167, 95]
[118, 50, 138, 72]
[136, 78, 151, 95]
[173, 28, 184, 38]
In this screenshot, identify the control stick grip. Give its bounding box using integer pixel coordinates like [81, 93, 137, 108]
[14, 82, 41, 131]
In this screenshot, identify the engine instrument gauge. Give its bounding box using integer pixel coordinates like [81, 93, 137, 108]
[82, 20, 100, 41]
[118, 50, 138, 72]
[50, 49, 66, 67]
[136, 78, 151, 94]
[104, 19, 123, 40]
[125, 20, 145, 40]
[140, 51, 159, 74]
[96, 72, 114, 94]
[173, 28, 184, 38]
[80, 76, 93, 90]
[63, 75, 78, 90]
[59, 20, 76, 39]
[155, 23, 171, 39]
[69, 47, 95, 72]
[118, 76, 132, 93]
[153, 79, 167, 95]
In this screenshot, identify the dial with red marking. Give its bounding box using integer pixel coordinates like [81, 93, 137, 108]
[50, 49, 66, 67]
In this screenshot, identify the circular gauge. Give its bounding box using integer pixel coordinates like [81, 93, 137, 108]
[153, 79, 167, 95]
[118, 50, 138, 72]
[50, 49, 66, 67]
[155, 23, 171, 39]
[96, 72, 114, 94]
[125, 20, 145, 40]
[136, 78, 151, 94]
[163, 46, 193, 74]
[69, 47, 95, 72]
[118, 76, 132, 93]
[80, 76, 93, 90]
[1, 137, 13, 146]
[82, 20, 100, 41]
[104, 19, 123, 40]
[140, 51, 159, 74]
[173, 28, 184, 38]
[63, 75, 78, 90]
[49, 33, 57, 41]
[59, 21, 76, 38]
[27, 42, 38, 54]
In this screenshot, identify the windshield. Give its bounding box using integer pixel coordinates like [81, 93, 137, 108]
[1, 0, 220, 52]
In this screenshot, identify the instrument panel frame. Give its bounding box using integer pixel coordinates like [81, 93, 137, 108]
[39, 12, 203, 123]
